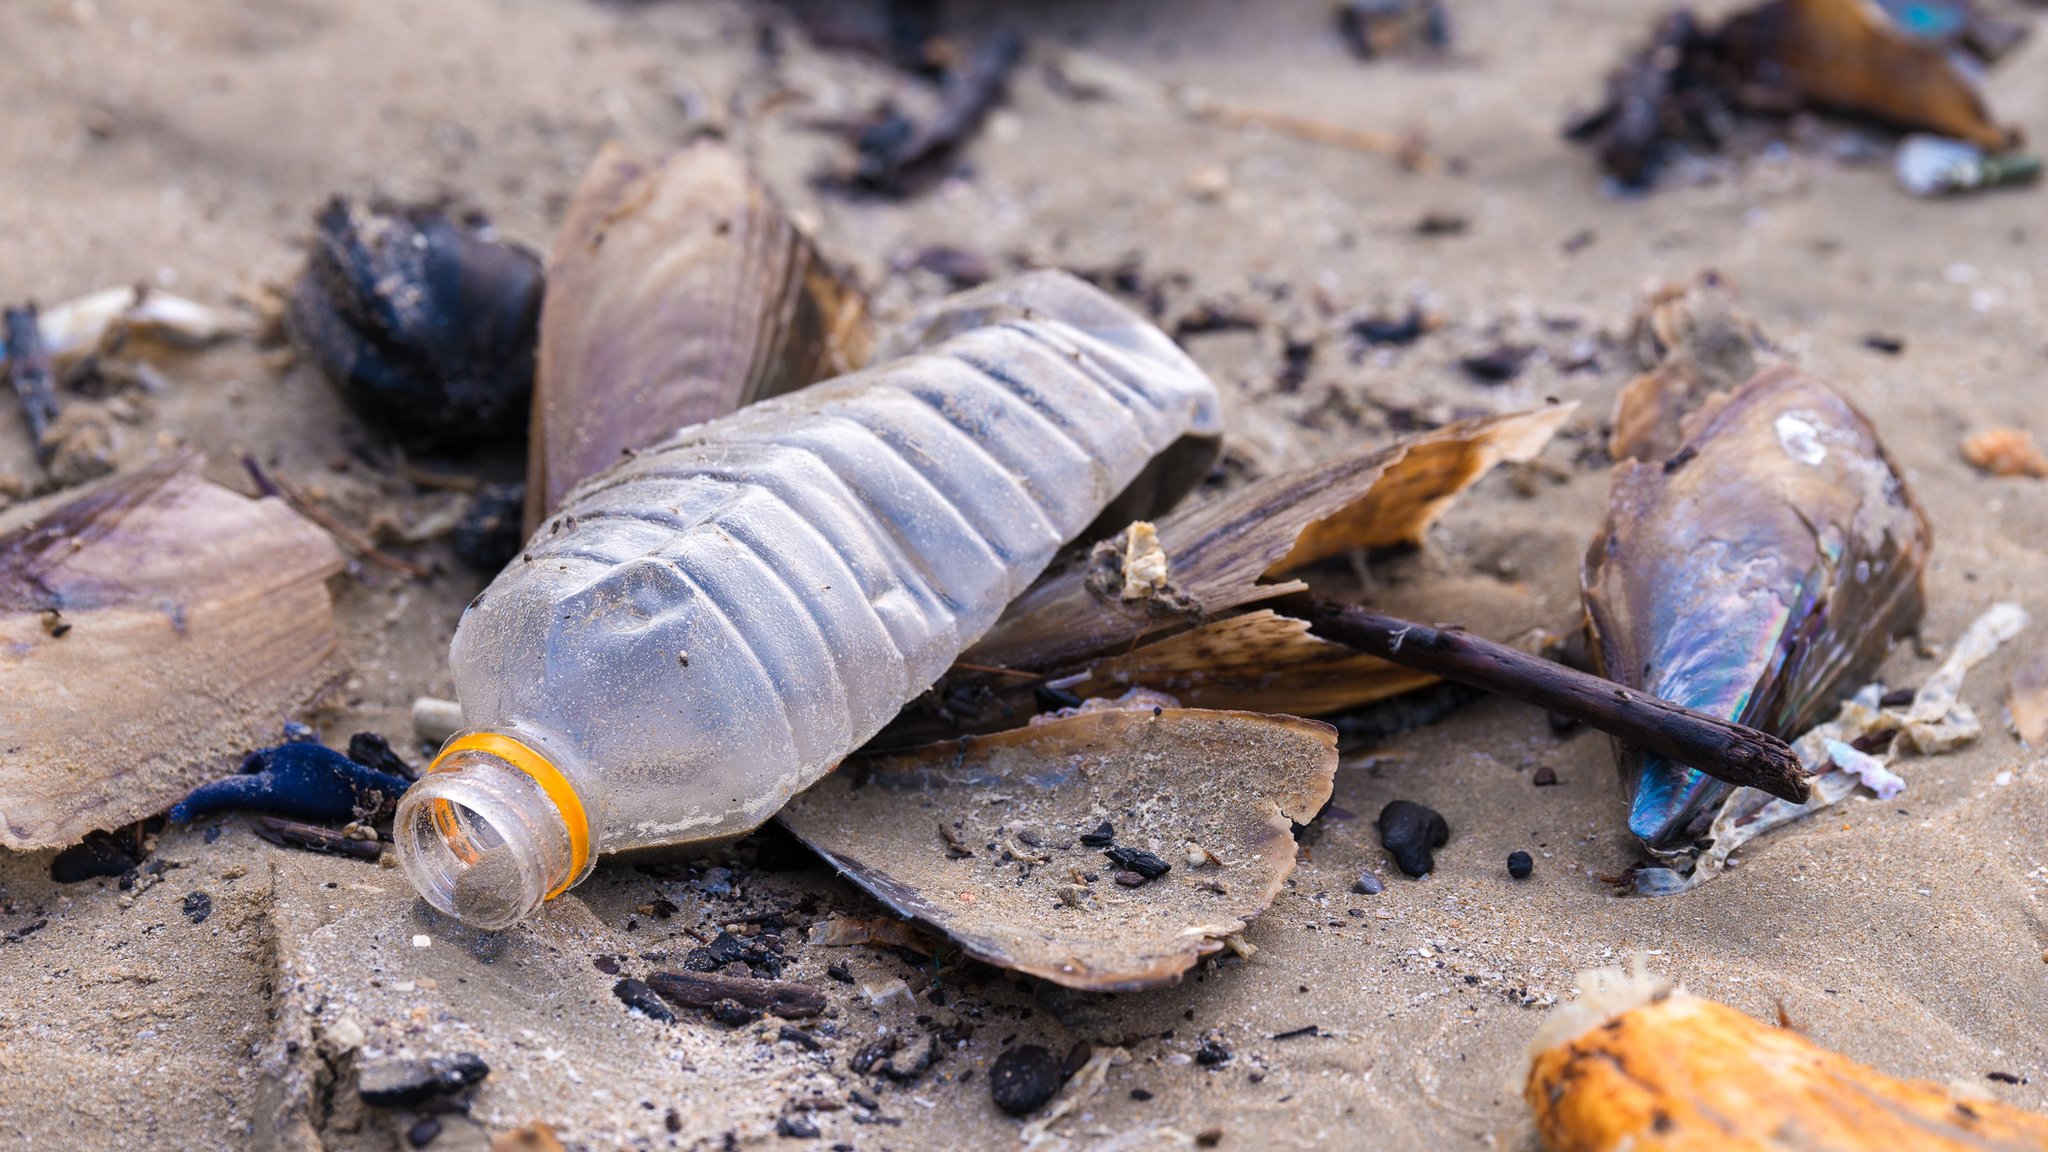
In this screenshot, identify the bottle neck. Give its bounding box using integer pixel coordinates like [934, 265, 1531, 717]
[394, 732, 590, 929]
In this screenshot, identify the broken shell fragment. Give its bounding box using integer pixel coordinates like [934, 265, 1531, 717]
[528, 142, 871, 528]
[288, 198, 543, 451]
[0, 455, 347, 848]
[1526, 967, 2048, 1150]
[1584, 365, 1930, 849]
[778, 708, 1337, 991]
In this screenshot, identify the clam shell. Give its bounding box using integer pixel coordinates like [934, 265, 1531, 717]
[526, 142, 871, 531]
[1583, 366, 1930, 848]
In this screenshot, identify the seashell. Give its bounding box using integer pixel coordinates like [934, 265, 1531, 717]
[778, 707, 1337, 991]
[1526, 966, 2048, 1150]
[0, 454, 346, 848]
[527, 142, 872, 530]
[287, 198, 544, 452]
[1583, 366, 1930, 849]
[1719, 0, 2016, 150]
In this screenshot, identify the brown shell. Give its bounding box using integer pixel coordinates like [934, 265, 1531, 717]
[0, 455, 346, 848]
[779, 708, 1337, 992]
[1720, 0, 2015, 150]
[966, 405, 1572, 673]
[525, 142, 871, 530]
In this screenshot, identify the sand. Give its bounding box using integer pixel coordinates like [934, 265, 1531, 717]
[3, 0, 2047, 1149]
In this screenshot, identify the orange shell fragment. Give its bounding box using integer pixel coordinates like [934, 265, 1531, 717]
[1527, 986, 2048, 1152]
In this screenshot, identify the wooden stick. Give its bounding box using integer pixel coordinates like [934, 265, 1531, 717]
[1271, 592, 1811, 803]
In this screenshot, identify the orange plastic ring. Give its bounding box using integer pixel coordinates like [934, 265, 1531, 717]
[428, 732, 591, 900]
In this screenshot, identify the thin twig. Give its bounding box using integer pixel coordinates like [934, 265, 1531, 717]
[1182, 96, 1439, 172]
[242, 456, 433, 578]
[1272, 592, 1811, 803]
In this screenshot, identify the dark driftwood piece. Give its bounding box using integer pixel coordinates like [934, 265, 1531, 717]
[1271, 592, 1812, 804]
[645, 970, 827, 1019]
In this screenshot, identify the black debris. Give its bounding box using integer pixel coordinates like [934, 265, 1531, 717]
[346, 732, 417, 782]
[1078, 821, 1116, 848]
[827, 962, 855, 985]
[1862, 333, 1906, 355]
[1103, 845, 1171, 880]
[1507, 850, 1535, 880]
[1989, 1071, 2029, 1085]
[50, 830, 144, 883]
[183, 891, 213, 924]
[1415, 211, 1468, 236]
[1880, 686, 1918, 708]
[684, 930, 751, 972]
[1351, 307, 1426, 346]
[777, 1114, 821, 1139]
[1271, 1025, 1320, 1041]
[357, 1053, 490, 1107]
[406, 1118, 442, 1148]
[1130, 1088, 1154, 1101]
[852, 32, 1023, 195]
[1377, 800, 1450, 877]
[779, 1025, 823, 1051]
[711, 998, 763, 1028]
[451, 482, 525, 571]
[990, 1044, 1064, 1116]
[1193, 1031, 1233, 1067]
[1352, 871, 1384, 896]
[1460, 344, 1534, 383]
[287, 198, 543, 451]
[614, 978, 677, 1024]
[593, 955, 621, 975]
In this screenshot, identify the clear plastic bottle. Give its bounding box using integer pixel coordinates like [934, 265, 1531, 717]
[396, 271, 1221, 927]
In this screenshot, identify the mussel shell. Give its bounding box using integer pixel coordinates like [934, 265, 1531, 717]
[526, 142, 871, 531]
[1582, 367, 1929, 849]
[288, 199, 544, 452]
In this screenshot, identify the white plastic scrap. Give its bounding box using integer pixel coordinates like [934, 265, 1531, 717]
[1633, 602, 2027, 897]
[29, 285, 243, 367]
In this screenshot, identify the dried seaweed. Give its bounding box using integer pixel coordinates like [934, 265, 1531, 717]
[0, 455, 346, 848]
[528, 142, 871, 527]
[780, 708, 1337, 991]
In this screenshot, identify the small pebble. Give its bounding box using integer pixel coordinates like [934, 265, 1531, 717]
[1507, 851, 1534, 880]
[183, 891, 212, 924]
[411, 934, 431, 948]
[1531, 766, 1560, 787]
[1351, 871, 1384, 896]
[1377, 800, 1449, 877]
[1113, 870, 1149, 888]
[1130, 1088, 1154, 1101]
[406, 1118, 442, 1148]
[990, 1044, 1064, 1115]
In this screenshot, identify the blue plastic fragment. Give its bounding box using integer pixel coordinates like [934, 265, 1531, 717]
[170, 739, 412, 824]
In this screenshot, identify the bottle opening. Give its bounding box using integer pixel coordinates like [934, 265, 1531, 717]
[395, 747, 575, 930]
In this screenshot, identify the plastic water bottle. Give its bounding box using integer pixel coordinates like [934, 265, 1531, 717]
[395, 271, 1221, 927]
